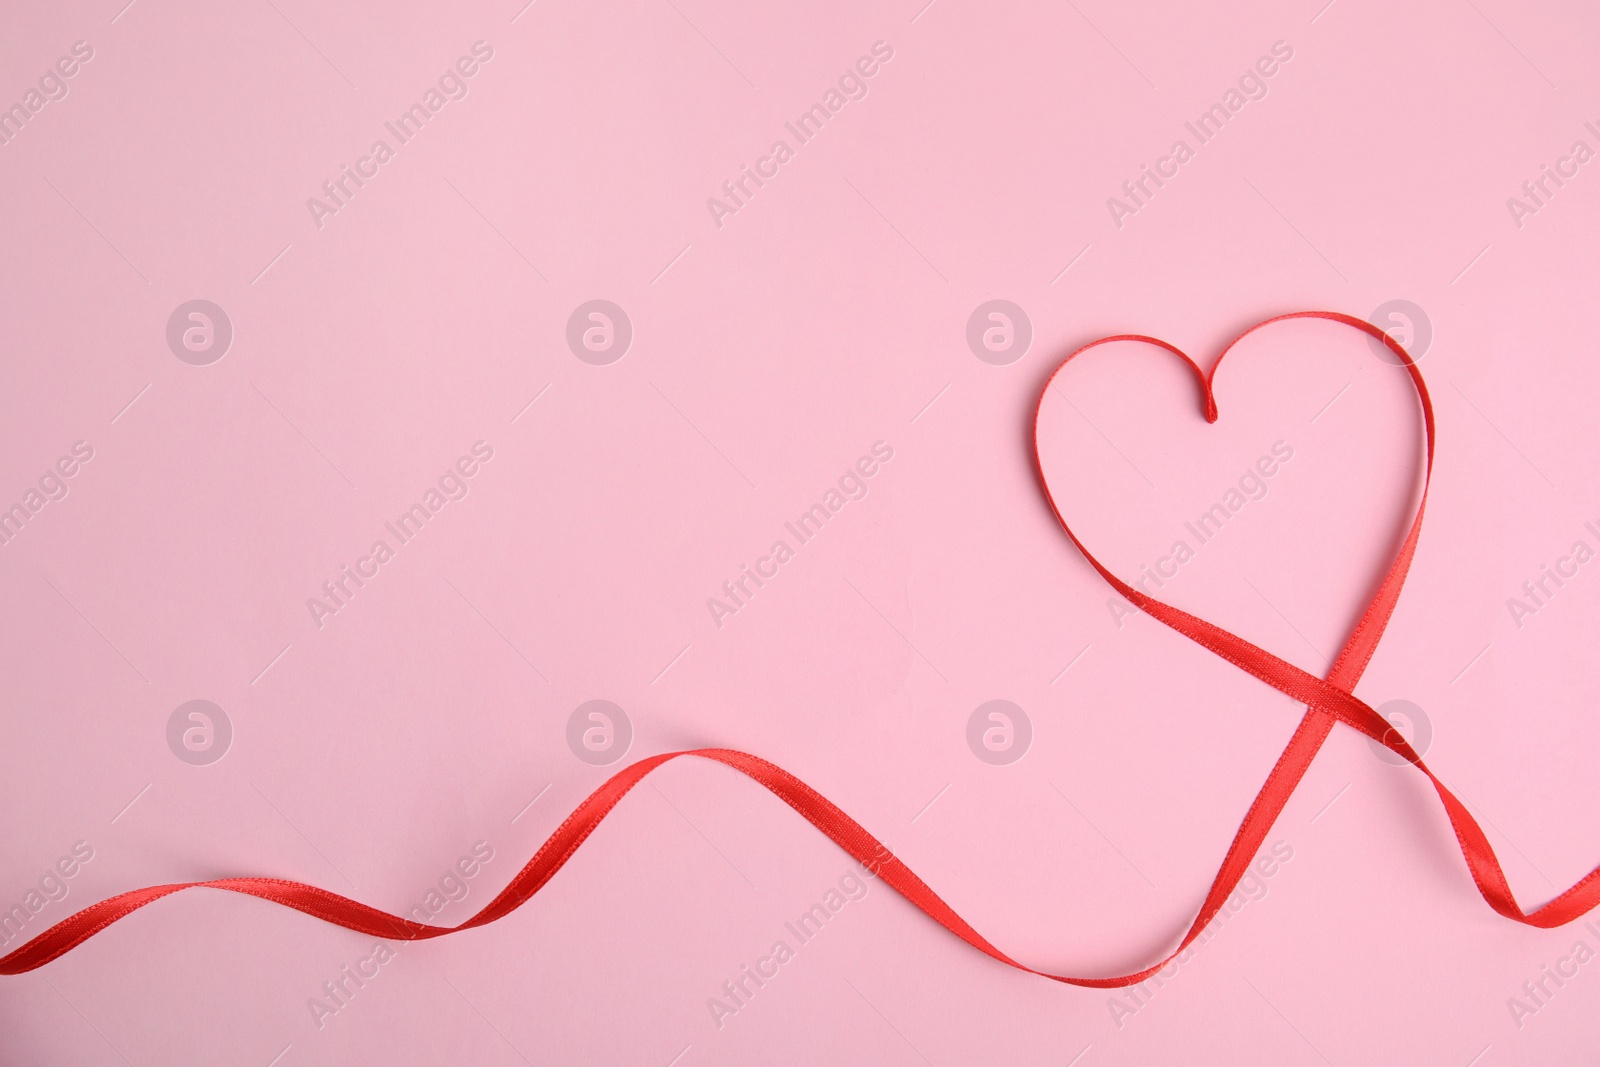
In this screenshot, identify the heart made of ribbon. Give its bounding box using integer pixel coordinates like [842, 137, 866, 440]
[4, 311, 1597, 988]
[1034, 313, 1420, 749]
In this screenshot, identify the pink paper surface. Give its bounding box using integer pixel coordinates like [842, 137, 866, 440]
[3, 0, 1600, 1063]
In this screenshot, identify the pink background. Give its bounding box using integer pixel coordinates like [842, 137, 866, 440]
[3, 0, 1600, 1063]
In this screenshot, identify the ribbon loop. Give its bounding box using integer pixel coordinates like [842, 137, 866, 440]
[4, 311, 1598, 986]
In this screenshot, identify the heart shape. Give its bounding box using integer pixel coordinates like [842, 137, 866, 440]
[1026, 311, 1597, 949]
[1030, 311, 1425, 726]
[1031, 318, 1413, 675]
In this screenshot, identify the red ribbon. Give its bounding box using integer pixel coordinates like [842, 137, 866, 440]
[7, 311, 1598, 985]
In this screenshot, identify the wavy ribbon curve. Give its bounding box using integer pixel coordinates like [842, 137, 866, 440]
[6, 310, 1598, 984]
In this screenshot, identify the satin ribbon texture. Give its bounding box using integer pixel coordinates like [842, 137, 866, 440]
[6, 310, 1598, 986]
